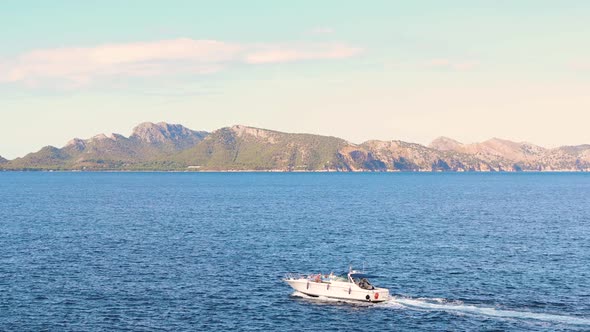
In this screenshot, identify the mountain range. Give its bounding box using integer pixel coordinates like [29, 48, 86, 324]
[2, 122, 589, 171]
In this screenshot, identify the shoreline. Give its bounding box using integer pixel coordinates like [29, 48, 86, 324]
[1, 169, 588, 173]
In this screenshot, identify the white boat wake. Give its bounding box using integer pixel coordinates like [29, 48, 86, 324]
[388, 296, 590, 326]
[292, 291, 590, 326]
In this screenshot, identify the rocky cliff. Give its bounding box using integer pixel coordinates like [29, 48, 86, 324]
[428, 137, 590, 171]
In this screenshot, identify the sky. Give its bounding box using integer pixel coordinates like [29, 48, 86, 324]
[1, 0, 590, 159]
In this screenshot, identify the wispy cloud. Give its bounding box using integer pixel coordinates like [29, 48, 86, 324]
[245, 43, 361, 64]
[0, 38, 362, 86]
[381, 59, 481, 72]
[422, 59, 480, 71]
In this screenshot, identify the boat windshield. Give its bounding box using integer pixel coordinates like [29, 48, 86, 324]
[330, 275, 348, 282]
[353, 277, 375, 290]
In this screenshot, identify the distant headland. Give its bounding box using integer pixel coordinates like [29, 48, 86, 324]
[1, 122, 589, 172]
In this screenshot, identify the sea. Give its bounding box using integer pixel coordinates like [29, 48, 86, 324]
[1, 172, 589, 331]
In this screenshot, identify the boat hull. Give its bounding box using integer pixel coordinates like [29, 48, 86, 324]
[285, 279, 389, 302]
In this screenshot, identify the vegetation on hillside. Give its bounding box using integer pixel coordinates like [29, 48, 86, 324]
[2, 123, 590, 172]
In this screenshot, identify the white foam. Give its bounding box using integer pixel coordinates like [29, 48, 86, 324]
[390, 296, 590, 326]
[290, 292, 372, 305]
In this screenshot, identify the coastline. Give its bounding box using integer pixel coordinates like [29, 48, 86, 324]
[1, 169, 588, 173]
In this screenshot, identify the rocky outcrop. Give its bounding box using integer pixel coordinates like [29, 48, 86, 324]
[130, 122, 207, 149]
[428, 137, 590, 171]
[4, 122, 209, 170]
[0, 155, 7, 164]
[339, 140, 496, 172]
[429, 136, 464, 151]
[535, 145, 590, 171]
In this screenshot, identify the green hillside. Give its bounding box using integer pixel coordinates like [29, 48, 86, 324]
[174, 126, 349, 170]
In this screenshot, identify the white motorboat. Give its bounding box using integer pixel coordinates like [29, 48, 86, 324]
[284, 268, 389, 303]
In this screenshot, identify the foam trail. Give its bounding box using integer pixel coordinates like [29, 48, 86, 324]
[291, 292, 372, 306]
[391, 297, 590, 326]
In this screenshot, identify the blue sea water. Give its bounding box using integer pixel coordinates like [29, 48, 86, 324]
[1, 172, 589, 331]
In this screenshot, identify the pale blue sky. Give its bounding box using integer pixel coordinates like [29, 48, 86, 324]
[1, 1, 589, 158]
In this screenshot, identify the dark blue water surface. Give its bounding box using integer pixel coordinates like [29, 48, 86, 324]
[1, 172, 590, 331]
